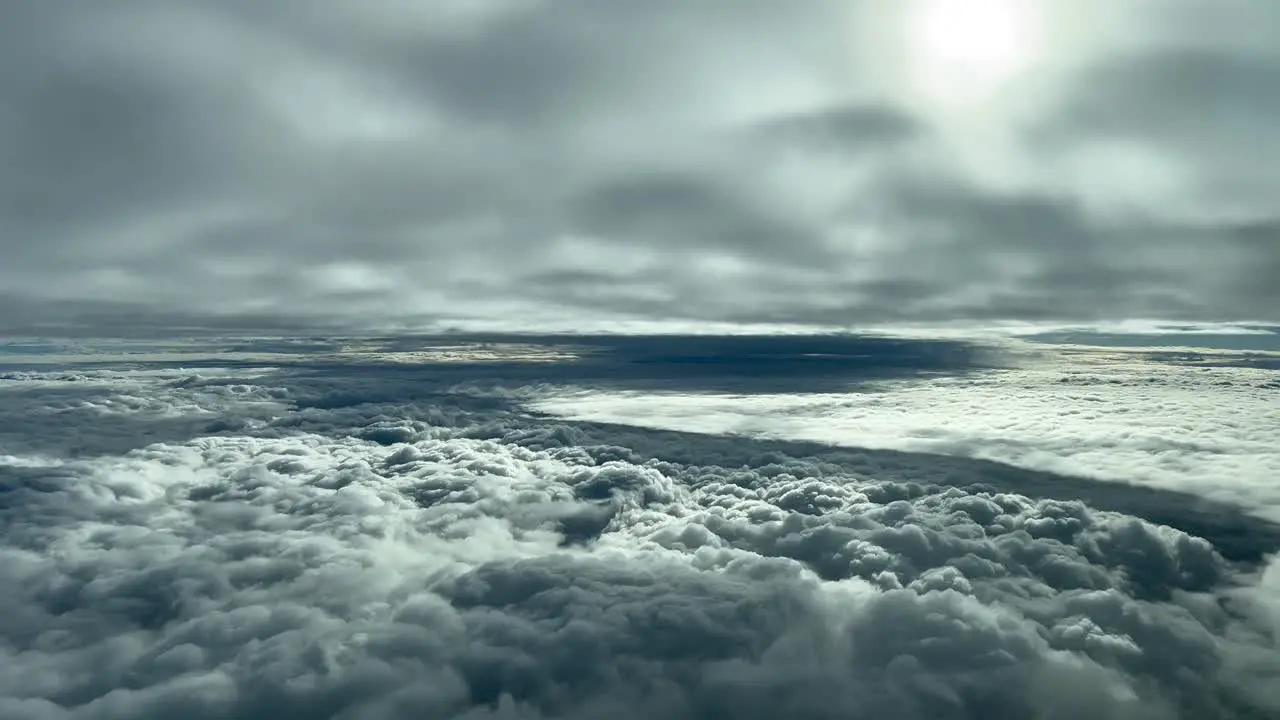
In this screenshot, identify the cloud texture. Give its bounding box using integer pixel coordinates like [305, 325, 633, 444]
[2, 349, 1279, 718]
[533, 345, 1280, 519]
[1, 0, 1278, 332]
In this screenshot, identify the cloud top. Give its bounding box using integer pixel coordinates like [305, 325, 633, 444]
[2, 353, 1279, 717]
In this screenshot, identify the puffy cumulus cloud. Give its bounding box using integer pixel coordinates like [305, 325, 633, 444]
[1, 0, 1279, 335]
[0, 367, 288, 457]
[532, 346, 1280, 521]
[2, 362, 1280, 718]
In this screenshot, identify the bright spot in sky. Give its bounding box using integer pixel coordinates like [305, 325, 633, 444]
[902, 0, 1048, 108]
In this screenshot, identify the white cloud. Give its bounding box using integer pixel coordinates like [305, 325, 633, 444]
[1, 355, 1278, 717]
[531, 347, 1280, 520]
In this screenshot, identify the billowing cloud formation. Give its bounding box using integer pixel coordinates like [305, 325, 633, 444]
[2, 355, 1279, 718]
[1, 0, 1278, 333]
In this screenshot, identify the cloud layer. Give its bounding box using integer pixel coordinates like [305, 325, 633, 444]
[2, 350, 1279, 718]
[2, 0, 1278, 332]
[533, 345, 1280, 520]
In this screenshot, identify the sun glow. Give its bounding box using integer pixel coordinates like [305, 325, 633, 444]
[903, 0, 1049, 108]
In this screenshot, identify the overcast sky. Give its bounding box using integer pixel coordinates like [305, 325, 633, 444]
[2, 0, 1277, 334]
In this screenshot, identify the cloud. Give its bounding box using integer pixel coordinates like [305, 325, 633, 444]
[0, 367, 287, 457]
[0, 0, 1278, 333]
[2, 353, 1279, 717]
[531, 343, 1280, 522]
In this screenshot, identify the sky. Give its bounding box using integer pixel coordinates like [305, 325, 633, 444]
[2, 0, 1279, 334]
[4, 3, 1280, 717]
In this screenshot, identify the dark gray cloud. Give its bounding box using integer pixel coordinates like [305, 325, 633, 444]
[746, 104, 923, 149]
[0, 0, 1277, 332]
[2, 349, 1279, 717]
[567, 172, 825, 265]
[1039, 48, 1280, 202]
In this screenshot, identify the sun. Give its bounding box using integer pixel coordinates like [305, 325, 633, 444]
[902, 0, 1048, 108]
